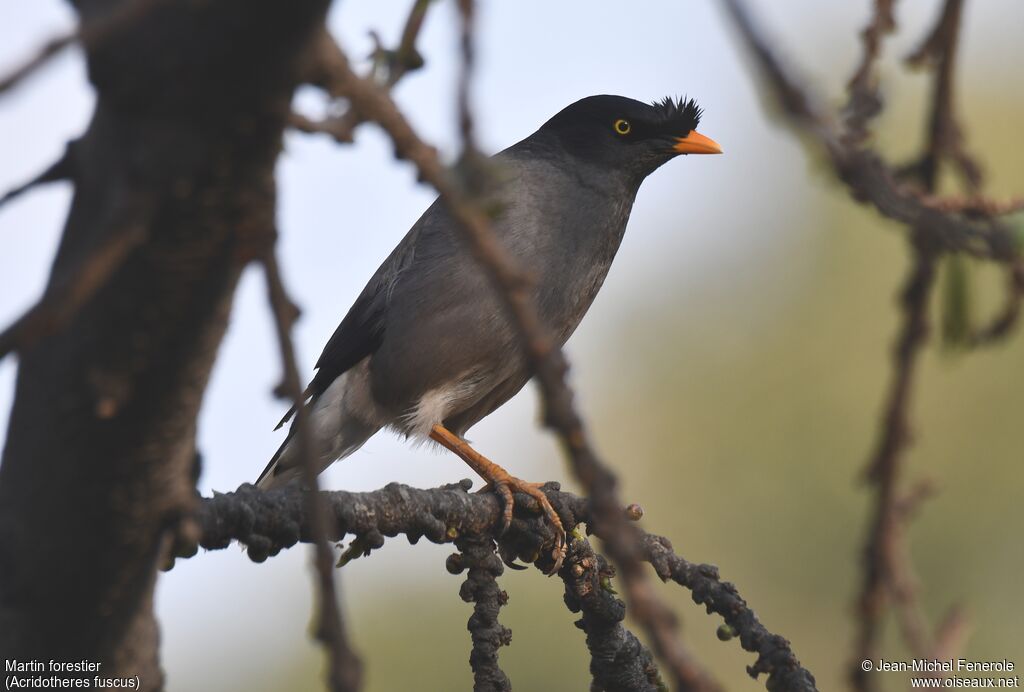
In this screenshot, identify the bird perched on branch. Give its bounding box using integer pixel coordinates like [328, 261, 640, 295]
[257, 94, 721, 567]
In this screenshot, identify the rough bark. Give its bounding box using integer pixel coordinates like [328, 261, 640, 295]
[0, 1, 330, 687]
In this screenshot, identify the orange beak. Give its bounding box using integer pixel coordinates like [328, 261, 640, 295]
[673, 130, 723, 155]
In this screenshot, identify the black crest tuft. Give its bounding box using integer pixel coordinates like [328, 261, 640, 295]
[651, 96, 703, 134]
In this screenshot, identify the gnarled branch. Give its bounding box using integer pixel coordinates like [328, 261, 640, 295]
[179, 482, 817, 691]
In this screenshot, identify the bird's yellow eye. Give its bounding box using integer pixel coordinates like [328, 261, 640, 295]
[613, 119, 631, 135]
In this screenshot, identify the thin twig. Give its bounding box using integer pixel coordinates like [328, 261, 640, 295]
[717, 2, 1010, 689]
[968, 261, 1024, 345]
[260, 250, 362, 692]
[293, 0, 434, 143]
[0, 0, 162, 100]
[0, 33, 75, 97]
[919, 193, 1024, 216]
[0, 146, 73, 211]
[0, 214, 146, 361]
[901, 0, 982, 191]
[451, 535, 512, 692]
[311, 27, 724, 692]
[844, 0, 898, 142]
[853, 2, 983, 683]
[719, 0, 1019, 264]
[455, 0, 477, 150]
[853, 233, 938, 692]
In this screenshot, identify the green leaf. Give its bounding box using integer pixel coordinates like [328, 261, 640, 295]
[940, 254, 974, 350]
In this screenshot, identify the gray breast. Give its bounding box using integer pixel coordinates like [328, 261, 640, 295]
[367, 144, 640, 436]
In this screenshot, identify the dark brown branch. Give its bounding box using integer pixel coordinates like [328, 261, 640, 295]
[844, 0, 897, 142]
[968, 261, 1024, 345]
[901, 0, 982, 191]
[309, 31, 723, 692]
[719, 0, 1019, 264]
[717, 3, 1011, 689]
[639, 532, 818, 692]
[853, 233, 938, 691]
[180, 482, 816, 692]
[0, 0, 161, 99]
[559, 534, 663, 692]
[260, 251, 362, 692]
[293, 0, 434, 143]
[455, 0, 478, 150]
[0, 143, 73, 211]
[0, 32, 76, 97]
[853, 2, 985, 683]
[0, 209, 146, 361]
[450, 535, 512, 692]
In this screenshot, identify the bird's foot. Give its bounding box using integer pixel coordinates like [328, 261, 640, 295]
[478, 474, 566, 574]
[430, 424, 566, 574]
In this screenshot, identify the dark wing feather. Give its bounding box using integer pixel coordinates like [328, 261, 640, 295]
[309, 284, 387, 394]
[272, 204, 428, 431]
[272, 278, 387, 430]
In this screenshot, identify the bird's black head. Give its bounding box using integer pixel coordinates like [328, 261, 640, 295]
[536, 95, 721, 179]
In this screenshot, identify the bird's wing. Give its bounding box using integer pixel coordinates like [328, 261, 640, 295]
[309, 282, 387, 393]
[273, 217, 429, 431]
[271, 273, 388, 431]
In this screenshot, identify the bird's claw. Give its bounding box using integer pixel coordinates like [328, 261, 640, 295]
[481, 476, 566, 575]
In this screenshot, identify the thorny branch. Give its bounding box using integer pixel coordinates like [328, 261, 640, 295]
[299, 24, 737, 692]
[178, 482, 817, 692]
[260, 251, 363, 692]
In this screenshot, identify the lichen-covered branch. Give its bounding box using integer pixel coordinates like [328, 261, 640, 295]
[639, 533, 818, 692]
[180, 482, 817, 691]
[559, 533, 664, 692]
[449, 535, 512, 692]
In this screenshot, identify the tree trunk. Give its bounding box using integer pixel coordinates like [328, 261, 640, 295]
[0, 1, 329, 687]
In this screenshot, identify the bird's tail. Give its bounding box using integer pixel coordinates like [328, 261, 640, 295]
[256, 374, 379, 489]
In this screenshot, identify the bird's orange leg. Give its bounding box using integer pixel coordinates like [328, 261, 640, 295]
[430, 423, 566, 571]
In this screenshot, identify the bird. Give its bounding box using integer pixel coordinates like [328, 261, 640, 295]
[256, 94, 721, 566]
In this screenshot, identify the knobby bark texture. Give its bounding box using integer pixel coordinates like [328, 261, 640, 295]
[0, 0, 330, 687]
[176, 482, 818, 692]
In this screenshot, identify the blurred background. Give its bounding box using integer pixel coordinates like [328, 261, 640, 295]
[2, 1, 1022, 689]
